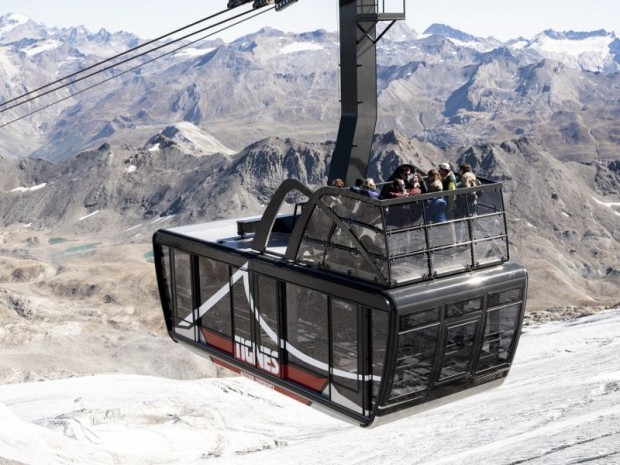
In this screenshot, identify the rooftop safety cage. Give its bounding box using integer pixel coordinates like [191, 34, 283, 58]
[247, 178, 509, 288]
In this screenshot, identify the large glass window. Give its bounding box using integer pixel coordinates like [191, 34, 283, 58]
[232, 266, 254, 367]
[285, 284, 329, 394]
[173, 251, 195, 340]
[198, 257, 232, 354]
[389, 324, 440, 402]
[371, 309, 389, 404]
[331, 299, 362, 412]
[477, 294, 523, 372]
[256, 275, 280, 376]
[439, 319, 480, 380]
[446, 297, 483, 319]
[158, 246, 173, 317]
[400, 307, 440, 331]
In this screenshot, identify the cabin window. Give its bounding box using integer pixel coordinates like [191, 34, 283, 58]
[371, 309, 389, 404]
[198, 257, 233, 354]
[158, 246, 173, 314]
[477, 288, 524, 372]
[172, 250, 195, 340]
[439, 319, 480, 380]
[487, 288, 524, 307]
[232, 266, 254, 367]
[400, 307, 441, 331]
[285, 284, 329, 394]
[389, 323, 440, 402]
[331, 299, 363, 412]
[256, 275, 281, 377]
[446, 297, 483, 319]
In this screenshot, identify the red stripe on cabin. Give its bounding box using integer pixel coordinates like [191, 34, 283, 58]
[201, 328, 233, 354]
[284, 364, 328, 393]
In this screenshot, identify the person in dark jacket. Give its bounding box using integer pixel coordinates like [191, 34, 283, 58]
[350, 178, 364, 193]
[426, 179, 447, 223]
[380, 178, 409, 199]
[360, 178, 380, 199]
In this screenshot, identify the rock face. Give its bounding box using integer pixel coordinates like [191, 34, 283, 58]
[0, 132, 618, 312]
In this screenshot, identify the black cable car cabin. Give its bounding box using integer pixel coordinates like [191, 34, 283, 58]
[153, 178, 527, 427]
[153, 0, 527, 427]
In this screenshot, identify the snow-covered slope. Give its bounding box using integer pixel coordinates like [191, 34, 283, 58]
[146, 122, 236, 156]
[0, 309, 618, 465]
[522, 29, 618, 72]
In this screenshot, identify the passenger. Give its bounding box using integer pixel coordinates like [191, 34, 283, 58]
[456, 162, 478, 217]
[426, 169, 441, 186]
[350, 178, 364, 193]
[380, 178, 409, 199]
[438, 162, 456, 220]
[416, 171, 430, 193]
[456, 163, 477, 188]
[332, 178, 345, 188]
[388, 164, 419, 190]
[426, 179, 447, 223]
[408, 172, 424, 195]
[360, 178, 380, 199]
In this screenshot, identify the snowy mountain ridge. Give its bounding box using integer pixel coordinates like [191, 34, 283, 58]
[0, 13, 619, 161]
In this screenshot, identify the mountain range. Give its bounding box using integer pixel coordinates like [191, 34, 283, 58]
[0, 13, 618, 312]
[0, 13, 619, 161]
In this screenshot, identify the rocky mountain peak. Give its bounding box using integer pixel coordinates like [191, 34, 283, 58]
[424, 23, 477, 42]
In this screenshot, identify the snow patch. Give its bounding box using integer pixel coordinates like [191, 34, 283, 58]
[24, 40, 62, 57]
[147, 144, 160, 152]
[591, 196, 620, 214]
[79, 210, 100, 221]
[151, 216, 173, 225]
[176, 47, 215, 57]
[278, 42, 325, 55]
[0, 46, 19, 78]
[11, 183, 47, 193]
[0, 13, 29, 34]
[529, 35, 613, 58]
[446, 37, 495, 53]
[125, 165, 137, 174]
[526, 34, 615, 71]
[160, 122, 235, 156]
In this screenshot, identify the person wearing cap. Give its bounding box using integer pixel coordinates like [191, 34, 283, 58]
[438, 162, 456, 219]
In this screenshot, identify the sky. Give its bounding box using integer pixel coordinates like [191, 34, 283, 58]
[0, 308, 618, 464]
[0, 0, 618, 43]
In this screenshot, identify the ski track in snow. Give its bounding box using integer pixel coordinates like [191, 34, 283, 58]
[0, 309, 618, 465]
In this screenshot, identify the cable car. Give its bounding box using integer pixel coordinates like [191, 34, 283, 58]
[153, 1, 527, 427]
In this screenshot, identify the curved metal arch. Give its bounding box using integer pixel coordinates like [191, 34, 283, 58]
[251, 178, 314, 253]
[285, 186, 388, 285]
